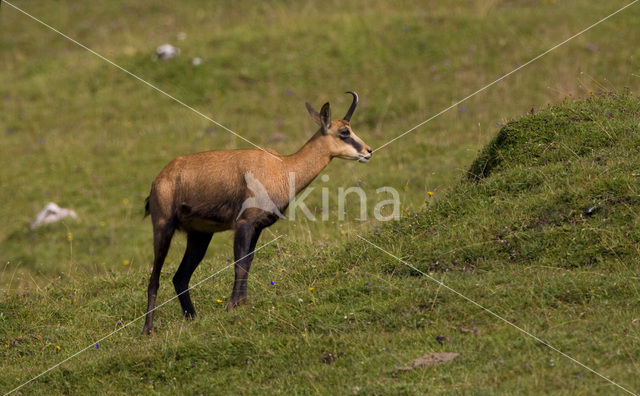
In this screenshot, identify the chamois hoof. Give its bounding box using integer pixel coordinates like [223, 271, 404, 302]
[225, 298, 246, 312]
[183, 311, 197, 320]
[141, 325, 155, 336]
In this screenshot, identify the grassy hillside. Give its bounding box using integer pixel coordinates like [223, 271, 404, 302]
[2, 93, 639, 394]
[2, 0, 640, 394]
[2, 0, 640, 290]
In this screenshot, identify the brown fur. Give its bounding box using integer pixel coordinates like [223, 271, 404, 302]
[141, 97, 372, 335]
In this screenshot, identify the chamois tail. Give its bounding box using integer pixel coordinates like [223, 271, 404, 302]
[144, 196, 150, 218]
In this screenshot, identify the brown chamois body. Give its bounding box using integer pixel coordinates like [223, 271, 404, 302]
[142, 92, 372, 334]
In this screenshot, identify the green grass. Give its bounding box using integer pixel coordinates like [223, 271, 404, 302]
[2, 0, 640, 288]
[1, 0, 640, 394]
[3, 92, 639, 395]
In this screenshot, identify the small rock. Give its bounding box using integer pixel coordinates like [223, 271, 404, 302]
[155, 44, 180, 61]
[584, 205, 600, 216]
[30, 202, 78, 230]
[393, 352, 459, 375]
[321, 352, 335, 364]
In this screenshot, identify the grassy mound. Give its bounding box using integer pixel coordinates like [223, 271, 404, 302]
[2, 94, 640, 394]
[373, 92, 640, 273]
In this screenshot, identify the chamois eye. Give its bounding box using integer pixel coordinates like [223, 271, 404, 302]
[339, 129, 350, 138]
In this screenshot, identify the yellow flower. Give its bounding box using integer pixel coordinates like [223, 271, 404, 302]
[55, 345, 61, 350]
[66, 233, 73, 242]
[340, 229, 346, 235]
[122, 198, 130, 205]
[301, 333, 306, 337]
[216, 299, 223, 303]
[309, 287, 314, 292]
[427, 191, 434, 196]
[123, 260, 130, 266]
[4, 344, 8, 348]
[99, 221, 106, 227]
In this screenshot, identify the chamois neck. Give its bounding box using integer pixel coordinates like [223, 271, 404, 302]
[284, 131, 332, 195]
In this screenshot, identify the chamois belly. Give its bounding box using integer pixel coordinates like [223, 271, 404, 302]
[174, 199, 240, 233]
[180, 217, 232, 233]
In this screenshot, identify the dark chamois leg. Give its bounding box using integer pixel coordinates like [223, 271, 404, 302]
[142, 224, 175, 335]
[226, 222, 262, 311]
[173, 231, 213, 318]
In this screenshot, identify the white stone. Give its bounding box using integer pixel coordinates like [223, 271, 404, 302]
[30, 202, 78, 230]
[155, 44, 180, 60]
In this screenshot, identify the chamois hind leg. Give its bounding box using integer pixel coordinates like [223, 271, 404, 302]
[226, 222, 262, 311]
[173, 231, 213, 319]
[142, 223, 175, 335]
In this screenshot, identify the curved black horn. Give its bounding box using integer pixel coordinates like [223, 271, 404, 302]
[343, 91, 358, 122]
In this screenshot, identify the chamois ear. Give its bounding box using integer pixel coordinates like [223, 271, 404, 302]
[305, 102, 321, 125]
[319, 102, 331, 134]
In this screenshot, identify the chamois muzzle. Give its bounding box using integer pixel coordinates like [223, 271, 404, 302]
[343, 91, 358, 122]
[358, 148, 373, 163]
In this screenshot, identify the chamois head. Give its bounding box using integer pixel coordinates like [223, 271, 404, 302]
[305, 91, 372, 163]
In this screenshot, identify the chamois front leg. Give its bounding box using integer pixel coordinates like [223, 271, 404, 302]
[173, 231, 213, 319]
[226, 221, 262, 311]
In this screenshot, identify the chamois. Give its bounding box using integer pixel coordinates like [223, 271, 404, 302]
[142, 92, 372, 334]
